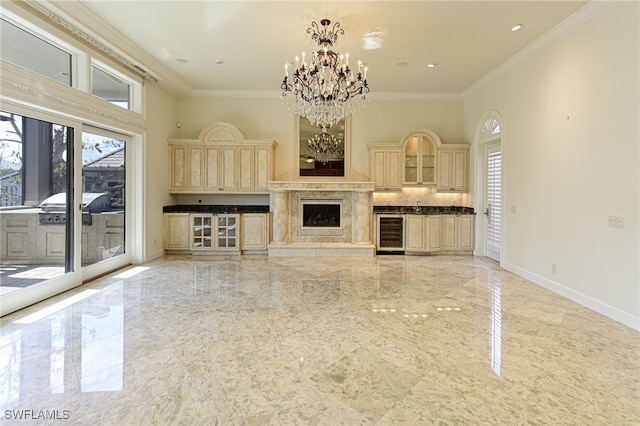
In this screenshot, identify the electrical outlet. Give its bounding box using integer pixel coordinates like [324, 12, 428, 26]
[608, 216, 624, 229]
[552, 264, 557, 274]
[510, 205, 516, 214]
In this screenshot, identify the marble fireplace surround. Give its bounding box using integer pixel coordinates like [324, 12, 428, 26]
[268, 181, 375, 257]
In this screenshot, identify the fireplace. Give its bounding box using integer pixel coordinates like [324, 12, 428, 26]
[267, 181, 376, 257]
[303, 203, 341, 228]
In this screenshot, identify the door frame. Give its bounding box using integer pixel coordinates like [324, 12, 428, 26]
[474, 111, 504, 263]
[0, 103, 140, 316]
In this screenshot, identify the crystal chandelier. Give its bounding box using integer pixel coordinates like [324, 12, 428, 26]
[281, 19, 370, 131]
[307, 132, 343, 163]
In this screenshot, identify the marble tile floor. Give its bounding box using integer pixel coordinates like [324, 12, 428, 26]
[0, 255, 638, 425]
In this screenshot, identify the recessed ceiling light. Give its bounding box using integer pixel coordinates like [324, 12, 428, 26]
[396, 61, 408, 67]
[426, 63, 436, 68]
[215, 59, 225, 65]
[175, 58, 188, 64]
[510, 24, 523, 32]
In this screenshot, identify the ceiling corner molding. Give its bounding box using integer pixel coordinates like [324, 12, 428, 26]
[21, 0, 156, 83]
[461, 0, 613, 99]
[20, 0, 194, 98]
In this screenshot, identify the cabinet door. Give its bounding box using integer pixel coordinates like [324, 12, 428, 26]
[404, 134, 436, 185]
[458, 215, 474, 251]
[371, 150, 387, 190]
[221, 147, 238, 191]
[405, 215, 426, 252]
[204, 146, 221, 190]
[371, 149, 403, 191]
[241, 213, 268, 250]
[170, 145, 188, 191]
[216, 214, 239, 250]
[437, 148, 469, 192]
[442, 215, 457, 250]
[426, 215, 442, 252]
[238, 146, 254, 192]
[188, 146, 204, 190]
[191, 214, 214, 249]
[387, 150, 403, 191]
[404, 136, 419, 184]
[254, 146, 272, 192]
[420, 136, 436, 185]
[164, 213, 190, 249]
[452, 150, 469, 191]
[437, 149, 453, 191]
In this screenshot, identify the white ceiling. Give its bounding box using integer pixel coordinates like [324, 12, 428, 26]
[68, 1, 588, 97]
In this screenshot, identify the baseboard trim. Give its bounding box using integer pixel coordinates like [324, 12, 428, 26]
[501, 261, 639, 331]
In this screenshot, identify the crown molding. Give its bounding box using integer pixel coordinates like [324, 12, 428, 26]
[461, 0, 613, 99]
[192, 89, 462, 101]
[19, 0, 194, 98]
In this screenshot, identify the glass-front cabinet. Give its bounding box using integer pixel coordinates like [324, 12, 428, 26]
[404, 133, 437, 185]
[190, 213, 239, 251]
[191, 214, 213, 249]
[216, 214, 239, 250]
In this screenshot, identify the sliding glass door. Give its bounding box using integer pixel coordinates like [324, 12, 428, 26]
[0, 111, 74, 296]
[81, 130, 126, 267]
[0, 110, 131, 315]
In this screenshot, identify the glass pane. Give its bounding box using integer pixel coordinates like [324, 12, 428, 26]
[82, 131, 125, 266]
[420, 136, 435, 184]
[0, 19, 71, 86]
[404, 136, 418, 182]
[92, 66, 130, 109]
[0, 111, 72, 295]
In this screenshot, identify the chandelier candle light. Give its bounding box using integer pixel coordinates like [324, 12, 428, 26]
[281, 19, 370, 131]
[307, 132, 343, 164]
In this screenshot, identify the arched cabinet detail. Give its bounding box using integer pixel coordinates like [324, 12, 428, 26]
[168, 122, 277, 194]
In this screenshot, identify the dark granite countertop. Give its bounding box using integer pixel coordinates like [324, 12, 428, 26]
[373, 205, 475, 215]
[163, 205, 269, 214]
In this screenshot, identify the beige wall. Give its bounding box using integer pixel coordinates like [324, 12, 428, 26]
[176, 95, 466, 205]
[144, 83, 179, 261]
[463, 2, 639, 325]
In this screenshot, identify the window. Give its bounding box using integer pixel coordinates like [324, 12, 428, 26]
[91, 65, 130, 109]
[0, 18, 72, 86]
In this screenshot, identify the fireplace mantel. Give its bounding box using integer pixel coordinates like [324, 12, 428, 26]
[267, 181, 375, 257]
[268, 181, 375, 192]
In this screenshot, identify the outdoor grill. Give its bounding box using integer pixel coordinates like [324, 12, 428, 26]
[39, 192, 111, 225]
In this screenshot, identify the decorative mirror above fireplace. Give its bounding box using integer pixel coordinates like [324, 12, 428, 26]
[298, 116, 349, 177]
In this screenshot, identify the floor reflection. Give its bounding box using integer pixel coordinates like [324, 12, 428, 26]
[0, 256, 638, 425]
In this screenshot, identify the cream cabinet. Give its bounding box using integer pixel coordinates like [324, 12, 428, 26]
[240, 213, 269, 251]
[170, 145, 205, 192]
[404, 133, 437, 186]
[442, 214, 474, 252]
[405, 215, 442, 253]
[368, 145, 403, 191]
[437, 146, 470, 193]
[189, 213, 239, 251]
[164, 213, 191, 250]
[169, 138, 276, 194]
[215, 214, 239, 251]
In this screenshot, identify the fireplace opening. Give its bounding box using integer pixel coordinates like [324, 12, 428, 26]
[303, 204, 341, 228]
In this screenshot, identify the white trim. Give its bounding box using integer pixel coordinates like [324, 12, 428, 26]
[502, 261, 640, 331]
